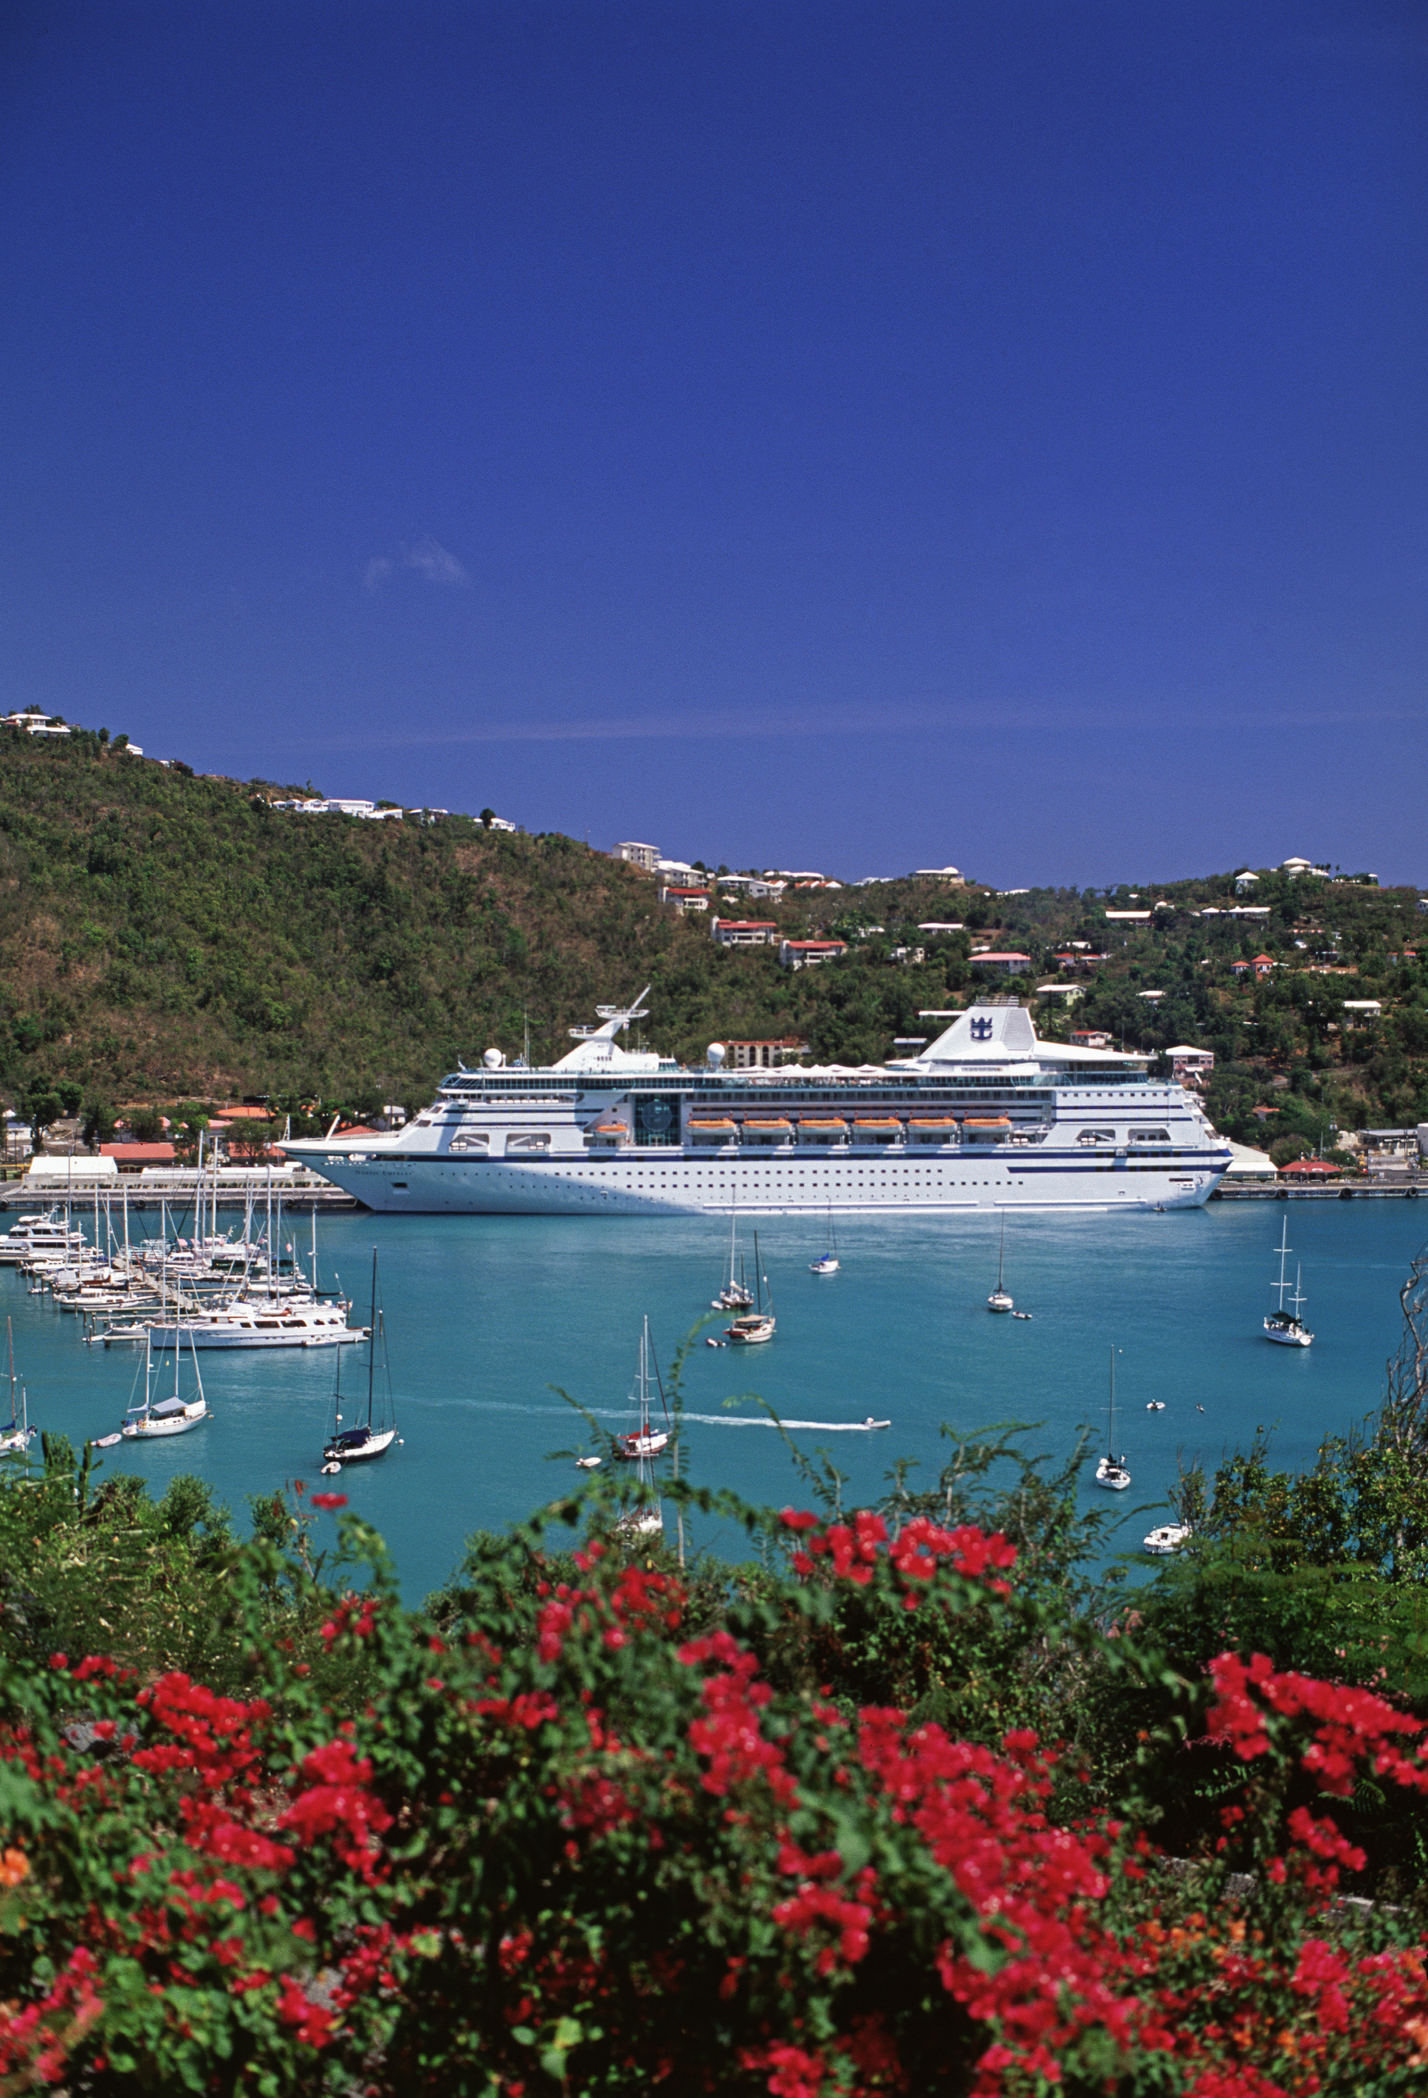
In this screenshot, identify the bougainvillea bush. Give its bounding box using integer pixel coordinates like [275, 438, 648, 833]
[3, 1482, 1428, 2096]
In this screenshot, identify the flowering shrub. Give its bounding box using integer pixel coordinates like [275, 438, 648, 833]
[1, 1490, 1427, 2093]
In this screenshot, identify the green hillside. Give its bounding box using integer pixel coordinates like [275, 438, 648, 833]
[1, 727, 1425, 1150]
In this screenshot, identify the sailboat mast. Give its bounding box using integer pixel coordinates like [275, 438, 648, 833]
[1108, 1344, 1116, 1455]
[367, 1250, 378, 1428]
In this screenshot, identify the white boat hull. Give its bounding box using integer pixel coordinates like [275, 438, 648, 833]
[324, 1427, 397, 1463]
[148, 1321, 362, 1350]
[288, 1148, 1225, 1217]
[1264, 1319, 1313, 1348]
[122, 1402, 208, 1439]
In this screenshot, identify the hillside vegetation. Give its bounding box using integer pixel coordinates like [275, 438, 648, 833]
[1, 729, 1425, 1145]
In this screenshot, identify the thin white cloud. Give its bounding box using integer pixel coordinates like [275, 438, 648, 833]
[364, 538, 468, 590]
[319, 699, 1426, 751]
[402, 536, 468, 586]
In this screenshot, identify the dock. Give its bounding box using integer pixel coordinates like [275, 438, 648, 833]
[0, 1170, 354, 1212]
[1215, 1179, 1427, 1202]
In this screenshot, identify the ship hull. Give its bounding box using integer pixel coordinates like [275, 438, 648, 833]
[287, 1148, 1226, 1216]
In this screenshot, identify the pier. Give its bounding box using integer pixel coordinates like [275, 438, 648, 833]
[1215, 1179, 1427, 1202]
[0, 1170, 355, 1212]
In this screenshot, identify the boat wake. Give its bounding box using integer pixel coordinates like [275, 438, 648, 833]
[682, 1413, 889, 1432]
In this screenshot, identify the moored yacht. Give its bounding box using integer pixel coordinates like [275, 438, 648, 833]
[285, 992, 1233, 1217]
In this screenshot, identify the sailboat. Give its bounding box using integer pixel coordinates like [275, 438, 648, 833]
[712, 1211, 755, 1311]
[615, 1317, 666, 1537]
[322, 1251, 399, 1465]
[121, 1324, 210, 1440]
[615, 1316, 670, 1460]
[1093, 1346, 1131, 1491]
[987, 1215, 1013, 1313]
[1264, 1219, 1313, 1346]
[0, 1320, 35, 1456]
[725, 1232, 776, 1343]
[809, 1207, 839, 1276]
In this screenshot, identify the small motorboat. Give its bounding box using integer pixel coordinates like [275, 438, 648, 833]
[863, 1417, 891, 1430]
[1143, 1523, 1192, 1556]
[575, 1455, 602, 1470]
[1145, 1400, 1166, 1411]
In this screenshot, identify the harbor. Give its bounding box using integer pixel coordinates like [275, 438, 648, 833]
[2, 1199, 1422, 1604]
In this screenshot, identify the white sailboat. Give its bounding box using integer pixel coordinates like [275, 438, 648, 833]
[322, 1251, 399, 1466]
[712, 1211, 755, 1310]
[0, 1320, 35, 1457]
[616, 1316, 670, 1460]
[725, 1232, 776, 1343]
[809, 1207, 839, 1276]
[987, 1215, 1013, 1313]
[121, 1325, 209, 1440]
[1093, 1346, 1131, 1491]
[1264, 1219, 1313, 1346]
[614, 1316, 666, 1537]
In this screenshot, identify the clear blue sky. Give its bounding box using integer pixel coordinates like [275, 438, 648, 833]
[3, 2, 1424, 887]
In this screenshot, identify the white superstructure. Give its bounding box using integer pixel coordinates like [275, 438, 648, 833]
[285, 992, 1232, 1216]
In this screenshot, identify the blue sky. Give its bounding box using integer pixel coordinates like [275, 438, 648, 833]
[3, 1, 1424, 887]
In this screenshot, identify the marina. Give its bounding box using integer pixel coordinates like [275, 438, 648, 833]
[0, 1200, 1423, 1603]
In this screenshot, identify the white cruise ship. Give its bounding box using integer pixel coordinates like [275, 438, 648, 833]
[285, 992, 1231, 1217]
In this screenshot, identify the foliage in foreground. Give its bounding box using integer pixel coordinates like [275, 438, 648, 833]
[3, 1462, 1428, 2095]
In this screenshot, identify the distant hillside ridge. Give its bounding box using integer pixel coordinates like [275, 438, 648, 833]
[1, 727, 1424, 1147]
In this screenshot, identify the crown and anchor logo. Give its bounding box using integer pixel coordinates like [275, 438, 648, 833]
[970, 1017, 995, 1041]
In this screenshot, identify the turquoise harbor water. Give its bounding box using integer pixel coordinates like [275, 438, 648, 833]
[4, 1201, 1426, 1602]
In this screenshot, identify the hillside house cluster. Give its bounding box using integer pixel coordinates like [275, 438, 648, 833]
[3, 710, 71, 737]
